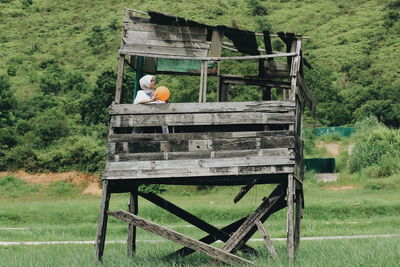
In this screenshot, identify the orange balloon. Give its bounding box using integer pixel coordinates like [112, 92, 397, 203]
[155, 86, 170, 101]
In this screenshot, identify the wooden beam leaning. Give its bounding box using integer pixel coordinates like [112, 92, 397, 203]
[108, 210, 253, 265]
[115, 55, 125, 103]
[127, 185, 138, 257]
[137, 191, 253, 251]
[94, 180, 111, 261]
[168, 215, 249, 258]
[221, 184, 286, 253]
[256, 221, 278, 260]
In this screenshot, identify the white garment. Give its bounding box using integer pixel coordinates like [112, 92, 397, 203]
[133, 90, 165, 104]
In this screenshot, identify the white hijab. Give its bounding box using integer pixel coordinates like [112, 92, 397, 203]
[139, 75, 155, 90]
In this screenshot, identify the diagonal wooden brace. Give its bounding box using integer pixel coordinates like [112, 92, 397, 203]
[222, 184, 286, 253]
[139, 192, 257, 254]
[108, 210, 253, 265]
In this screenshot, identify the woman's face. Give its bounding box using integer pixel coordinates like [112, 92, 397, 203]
[150, 78, 155, 89]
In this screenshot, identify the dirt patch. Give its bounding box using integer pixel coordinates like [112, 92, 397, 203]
[0, 171, 101, 196]
[324, 185, 356, 191]
[317, 142, 340, 156]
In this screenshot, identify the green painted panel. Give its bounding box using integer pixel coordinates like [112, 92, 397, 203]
[314, 127, 355, 137]
[157, 59, 216, 73]
[305, 158, 336, 173]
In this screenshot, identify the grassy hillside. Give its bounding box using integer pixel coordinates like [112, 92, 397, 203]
[1, 0, 399, 173]
[1, 0, 399, 97]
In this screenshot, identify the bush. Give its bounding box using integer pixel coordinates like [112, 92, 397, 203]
[29, 108, 71, 147]
[86, 26, 106, 48]
[350, 126, 400, 175]
[246, 0, 269, 16]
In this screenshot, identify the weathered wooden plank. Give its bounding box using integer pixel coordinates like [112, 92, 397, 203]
[123, 23, 207, 35]
[297, 74, 316, 114]
[123, 38, 210, 50]
[256, 221, 278, 260]
[103, 165, 294, 180]
[114, 55, 125, 104]
[108, 130, 295, 142]
[127, 187, 138, 257]
[121, 43, 209, 57]
[265, 61, 290, 77]
[287, 174, 295, 261]
[115, 138, 265, 154]
[109, 101, 295, 115]
[108, 210, 253, 265]
[106, 156, 294, 171]
[118, 50, 297, 61]
[110, 112, 294, 127]
[221, 185, 285, 253]
[94, 181, 111, 261]
[208, 28, 224, 57]
[107, 148, 294, 162]
[220, 75, 291, 88]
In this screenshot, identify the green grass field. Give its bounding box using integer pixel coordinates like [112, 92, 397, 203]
[1, 176, 399, 266]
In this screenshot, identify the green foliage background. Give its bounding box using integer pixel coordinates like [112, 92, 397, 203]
[0, 0, 399, 173]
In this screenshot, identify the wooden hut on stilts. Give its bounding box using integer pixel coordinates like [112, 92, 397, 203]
[94, 8, 316, 265]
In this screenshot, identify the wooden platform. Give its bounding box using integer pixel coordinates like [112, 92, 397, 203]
[103, 101, 300, 188]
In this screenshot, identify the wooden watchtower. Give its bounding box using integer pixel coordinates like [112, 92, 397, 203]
[95, 9, 316, 264]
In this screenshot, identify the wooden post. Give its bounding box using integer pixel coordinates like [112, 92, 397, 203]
[294, 182, 303, 253]
[290, 39, 302, 101]
[127, 185, 138, 257]
[115, 55, 125, 103]
[199, 60, 208, 102]
[287, 174, 295, 261]
[218, 76, 228, 102]
[94, 180, 111, 261]
[256, 221, 278, 259]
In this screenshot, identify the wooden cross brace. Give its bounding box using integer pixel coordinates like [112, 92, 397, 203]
[108, 210, 253, 265]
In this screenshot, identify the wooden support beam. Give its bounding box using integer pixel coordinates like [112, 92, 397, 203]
[119, 50, 298, 61]
[234, 179, 258, 203]
[294, 182, 303, 253]
[167, 215, 250, 258]
[256, 221, 278, 260]
[115, 55, 125, 104]
[138, 192, 251, 247]
[127, 186, 138, 257]
[287, 174, 295, 261]
[94, 180, 111, 261]
[108, 210, 253, 265]
[221, 184, 286, 253]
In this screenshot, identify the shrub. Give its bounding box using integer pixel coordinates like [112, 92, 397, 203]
[29, 108, 71, 147]
[7, 66, 16, 76]
[246, 0, 269, 16]
[86, 26, 106, 48]
[350, 127, 400, 175]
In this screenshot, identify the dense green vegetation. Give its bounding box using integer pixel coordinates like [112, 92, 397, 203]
[0, 0, 399, 173]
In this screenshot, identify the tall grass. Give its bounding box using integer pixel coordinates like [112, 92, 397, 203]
[1, 237, 399, 266]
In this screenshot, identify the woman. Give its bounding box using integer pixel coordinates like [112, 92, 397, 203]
[133, 75, 162, 104]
